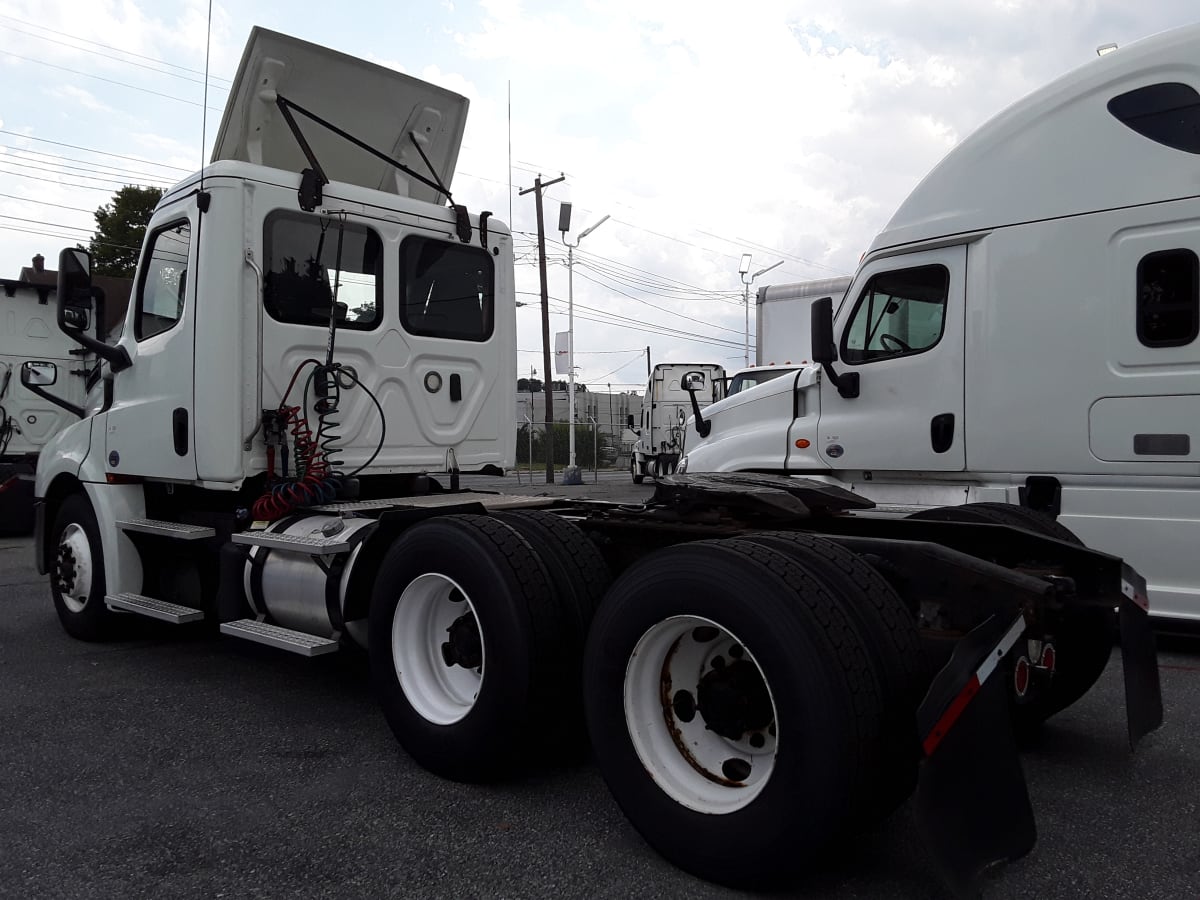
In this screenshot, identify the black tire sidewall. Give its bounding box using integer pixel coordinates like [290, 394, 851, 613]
[368, 517, 547, 782]
[49, 494, 112, 641]
[584, 544, 857, 887]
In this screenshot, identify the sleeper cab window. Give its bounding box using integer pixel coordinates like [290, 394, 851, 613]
[135, 220, 192, 341]
[1137, 248, 1199, 348]
[1108, 82, 1200, 155]
[399, 236, 495, 342]
[263, 212, 383, 330]
[840, 264, 950, 364]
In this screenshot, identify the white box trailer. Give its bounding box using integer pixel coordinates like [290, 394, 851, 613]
[680, 24, 1200, 623]
[755, 276, 851, 365]
[24, 26, 1161, 897]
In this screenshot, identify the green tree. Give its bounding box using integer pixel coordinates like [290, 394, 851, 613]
[83, 185, 165, 277]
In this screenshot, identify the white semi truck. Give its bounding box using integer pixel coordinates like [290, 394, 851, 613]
[628, 361, 725, 481]
[0, 275, 111, 534]
[680, 24, 1200, 623]
[24, 26, 1162, 896]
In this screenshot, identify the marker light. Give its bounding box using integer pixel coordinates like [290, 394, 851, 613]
[795, 439, 810, 449]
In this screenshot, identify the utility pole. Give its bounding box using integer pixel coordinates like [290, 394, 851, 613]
[520, 173, 565, 483]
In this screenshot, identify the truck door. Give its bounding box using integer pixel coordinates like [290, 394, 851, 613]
[102, 215, 197, 481]
[815, 245, 966, 471]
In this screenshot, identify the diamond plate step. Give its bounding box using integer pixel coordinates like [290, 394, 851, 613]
[231, 531, 351, 554]
[106, 592, 205, 624]
[116, 518, 215, 539]
[220, 619, 339, 657]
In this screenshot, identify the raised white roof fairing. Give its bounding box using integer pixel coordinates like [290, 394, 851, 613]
[212, 28, 468, 205]
[871, 23, 1200, 253]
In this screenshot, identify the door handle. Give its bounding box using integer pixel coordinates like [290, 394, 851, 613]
[449, 373, 462, 402]
[930, 413, 955, 454]
[173, 407, 188, 456]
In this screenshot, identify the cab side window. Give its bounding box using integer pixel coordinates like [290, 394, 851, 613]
[135, 220, 191, 341]
[841, 264, 949, 364]
[1137, 248, 1199, 348]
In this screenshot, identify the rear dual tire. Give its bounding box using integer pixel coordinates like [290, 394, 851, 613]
[369, 513, 607, 782]
[583, 539, 886, 888]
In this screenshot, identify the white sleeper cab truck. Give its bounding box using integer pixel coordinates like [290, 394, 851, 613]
[27, 26, 1163, 897]
[0, 277, 103, 534]
[629, 362, 724, 481]
[680, 24, 1200, 623]
[755, 275, 851, 366]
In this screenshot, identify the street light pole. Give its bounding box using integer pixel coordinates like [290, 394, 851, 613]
[561, 210, 610, 485]
[738, 254, 783, 366]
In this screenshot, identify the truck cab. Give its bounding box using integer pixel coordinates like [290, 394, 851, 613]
[680, 23, 1200, 620]
[32, 27, 515, 609]
[629, 362, 724, 481]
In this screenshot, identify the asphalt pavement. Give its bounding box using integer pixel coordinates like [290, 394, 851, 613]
[1, 475, 1198, 899]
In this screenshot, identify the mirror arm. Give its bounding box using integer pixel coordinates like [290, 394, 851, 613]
[684, 385, 711, 437]
[58, 291, 131, 373]
[23, 380, 83, 418]
[821, 363, 860, 400]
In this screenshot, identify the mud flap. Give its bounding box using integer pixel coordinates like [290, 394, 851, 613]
[914, 614, 1035, 897]
[1119, 564, 1163, 749]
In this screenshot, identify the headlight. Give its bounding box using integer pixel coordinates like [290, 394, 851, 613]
[676, 455, 688, 473]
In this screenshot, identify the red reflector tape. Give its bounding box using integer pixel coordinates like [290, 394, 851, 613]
[922, 614, 1027, 757]
[923, 676, 981, 757]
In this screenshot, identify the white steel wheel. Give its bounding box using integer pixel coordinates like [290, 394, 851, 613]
[391, 573, 485, 726]
[55, 523, 95, 614]
[624, 614, 778, 814]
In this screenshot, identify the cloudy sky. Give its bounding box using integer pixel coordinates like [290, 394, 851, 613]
[0, 1, 1196, 389]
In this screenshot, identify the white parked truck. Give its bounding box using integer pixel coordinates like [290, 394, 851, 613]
[0, 276, 108, 534]
[629, 361, 725, 481]
[680, 24, 1200, 623]
[755, 276, 851, 366]
[27, 26, 1162, 896]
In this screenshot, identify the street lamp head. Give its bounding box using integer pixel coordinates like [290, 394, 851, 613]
[578, 214, 611, 242]
[557, 201, 573, 234]
[738, 253, 752, 275]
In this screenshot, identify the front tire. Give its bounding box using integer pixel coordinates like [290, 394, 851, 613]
[49, 494, 118, 641]
[631, 458, 644, 484]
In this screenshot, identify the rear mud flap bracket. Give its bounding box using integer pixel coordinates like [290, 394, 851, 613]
[914, 613, 1035, 897]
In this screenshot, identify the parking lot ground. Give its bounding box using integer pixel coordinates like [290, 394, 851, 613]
[2, 515, 1199, 899]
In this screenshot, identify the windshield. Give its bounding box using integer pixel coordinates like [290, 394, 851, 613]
[726, 368, 795, 396]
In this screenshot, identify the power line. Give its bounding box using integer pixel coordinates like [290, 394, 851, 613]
[5, 51, 222, 111]
[570, 269, 747, 338]
[0, 22, 230, 90]
[0, 14, 233, 83]
[0, 156, 167, 188]
[0, 130, 192, 173]
[0, 192, 96, 214]
[0, 164, 143, 193]
[0, 147, 174, 185]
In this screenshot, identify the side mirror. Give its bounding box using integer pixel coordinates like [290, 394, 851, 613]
[20, 360, 82, 417]
[681, 371, 712, 438]
[809, 295, 859, 399]
[810, 296, 836, 364]
[56, 248, 93, 333]
[626, 414, 635, 430]
[21, 360, 58, 387]
[54, 247, 132, 372]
